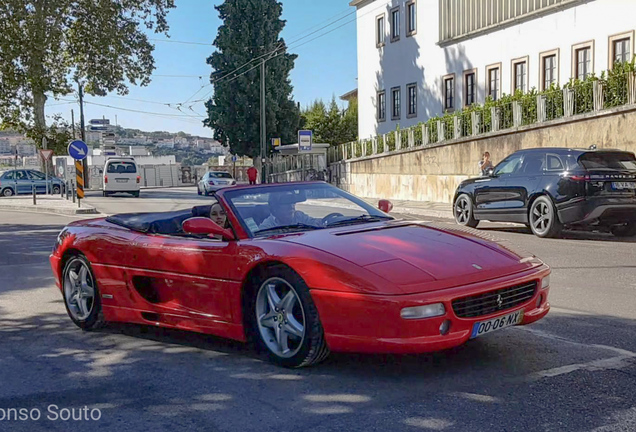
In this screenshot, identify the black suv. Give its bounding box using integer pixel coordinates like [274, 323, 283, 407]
[453, 148, 636, 238]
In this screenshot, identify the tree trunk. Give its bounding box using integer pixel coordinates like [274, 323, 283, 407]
[33, 90, 47, 142]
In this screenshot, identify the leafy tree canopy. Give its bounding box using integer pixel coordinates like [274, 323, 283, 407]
[0, 0, 175, 148]
[203, 0, 301, 158]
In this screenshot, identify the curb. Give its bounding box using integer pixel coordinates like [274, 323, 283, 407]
[1, 204, 99, 216]
[390, 205, 454, 220]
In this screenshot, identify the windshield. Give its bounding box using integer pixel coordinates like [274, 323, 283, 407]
[223, 183, 394, 237]
[578, 152, 636, 171]
[210, 172, 232, 178]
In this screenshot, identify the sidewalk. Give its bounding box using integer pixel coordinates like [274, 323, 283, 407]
[0, 195, 99, 216]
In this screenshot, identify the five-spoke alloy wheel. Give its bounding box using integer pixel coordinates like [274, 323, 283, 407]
[250, 268, 329, 368]
[529, 196, 562, 238]
[454, 194, 479, 228]
[62, 255, 105, 330]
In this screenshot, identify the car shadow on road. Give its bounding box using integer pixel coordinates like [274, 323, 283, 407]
[2, 306, 636, 431]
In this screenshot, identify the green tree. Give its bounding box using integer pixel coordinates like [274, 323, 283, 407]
[300, 96, 358, 145]
[203, 0, 301, 158]
[0, 0, 175, 148]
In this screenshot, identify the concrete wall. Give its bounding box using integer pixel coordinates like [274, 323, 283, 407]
[335, 105, 636, 203]
[356, 0, 636, 138]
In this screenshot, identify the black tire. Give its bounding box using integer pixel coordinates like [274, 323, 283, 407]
[197, 186, 202, 196]
[2, 187, 15, 197]
[246, 266, 329, 368]
[52, 185, 61, 195]
[610, 222, 636, 237]
[454, 194, 479, 228]
[61, 255, 106, 331]
[529, 196, 562, 238]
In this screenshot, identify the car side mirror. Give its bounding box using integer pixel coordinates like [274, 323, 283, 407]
[378, 199, 393, 213]
[182, 217, 233, 240]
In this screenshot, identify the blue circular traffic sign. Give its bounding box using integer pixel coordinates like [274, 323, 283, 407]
[68, 140, 88, 160]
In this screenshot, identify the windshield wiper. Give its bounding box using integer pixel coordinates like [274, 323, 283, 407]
[325, 214, 393, 227]
[254, 223, 324, 235]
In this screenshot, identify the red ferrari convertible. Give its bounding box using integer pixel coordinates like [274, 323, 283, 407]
[50, 182, 551, 368]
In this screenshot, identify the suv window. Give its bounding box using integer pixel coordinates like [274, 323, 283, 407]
[546, 154, 564, 171]
[521, 154, 545, 175]
[1, 171, 14, 180]
[578, 152, 636, 171]
[494, 155, 523, 176]
[106, 161, 137, 174]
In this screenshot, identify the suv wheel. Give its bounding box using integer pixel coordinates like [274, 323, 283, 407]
[2, 188, 14, 197]
[454, 194, 479, 228]
[529, 196, 562, 238]
[610, 222, 636, 238]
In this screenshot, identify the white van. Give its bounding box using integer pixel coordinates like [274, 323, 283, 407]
[103, 157, 140, 197]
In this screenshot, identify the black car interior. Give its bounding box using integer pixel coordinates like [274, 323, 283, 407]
[106, 205, 217, 236]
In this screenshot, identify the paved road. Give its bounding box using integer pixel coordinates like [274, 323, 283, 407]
[0, 189, 635, 432]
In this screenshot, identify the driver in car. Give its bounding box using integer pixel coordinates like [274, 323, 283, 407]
[258, 191, 323, 231]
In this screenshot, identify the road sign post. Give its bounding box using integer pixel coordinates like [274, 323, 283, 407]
[68, 140, 88, 207]
[39, 149, 54, 195]
[298, 130, 312, 153]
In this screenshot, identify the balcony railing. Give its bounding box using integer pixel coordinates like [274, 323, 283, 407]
[329, 68, 636, 164]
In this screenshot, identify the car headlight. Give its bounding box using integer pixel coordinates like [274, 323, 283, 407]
[400, 303, 446, 320]
[541, 275, 550, 289]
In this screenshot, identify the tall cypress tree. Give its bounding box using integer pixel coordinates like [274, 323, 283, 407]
[203, 0, 301, 158]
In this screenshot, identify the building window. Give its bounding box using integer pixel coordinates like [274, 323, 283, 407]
[443, 75, 455, 111]
[486, 64, 500, 101]
[377, 91, 386, 122]
[391, 7, 400, 42]
[464, 70, 476, 106]
[391, 87, 401, 120]
[572, 41, 594, 80]
[576, 47, 591, 80]
[407, 83, 417, 117]
[539, 49, 559, 91]
[543, 55, 556, 90]
[406, 1, 416, 36]
[613, 38, 630, 64]
[512, 59, 527, 93]
[376, 15, 385, 47]
[609, 32, 634, 69]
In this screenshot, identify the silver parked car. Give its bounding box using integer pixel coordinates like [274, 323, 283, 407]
[197, 171, 237, 195]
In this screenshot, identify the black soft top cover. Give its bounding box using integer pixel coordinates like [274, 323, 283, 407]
[105, 205, 212, 235]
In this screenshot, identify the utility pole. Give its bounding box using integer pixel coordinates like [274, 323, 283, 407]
[260, 59, 266, 184]
[77, 81, 88, 188]
[71, 109, 76, 139]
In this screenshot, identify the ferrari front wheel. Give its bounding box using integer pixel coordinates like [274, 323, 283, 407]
[62, 255, 105, 331]
[252, 269, 329, 368]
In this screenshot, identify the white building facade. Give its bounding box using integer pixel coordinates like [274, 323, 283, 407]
[352, 0, 636, 139]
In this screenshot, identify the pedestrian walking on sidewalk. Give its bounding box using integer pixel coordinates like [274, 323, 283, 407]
[478, 151, 494, 176]
[247, 166, 258, 185]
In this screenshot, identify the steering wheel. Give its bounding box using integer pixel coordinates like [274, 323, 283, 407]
[321, 212, 344, 226]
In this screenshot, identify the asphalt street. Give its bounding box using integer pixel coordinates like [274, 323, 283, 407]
[0, 187, 635, 432]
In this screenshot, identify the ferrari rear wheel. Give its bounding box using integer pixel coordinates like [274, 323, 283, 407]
[62, 255, 105, 331]
[251, 268, 329, 368]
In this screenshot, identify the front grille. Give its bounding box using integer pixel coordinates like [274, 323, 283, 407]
[452, 281, 537, 318]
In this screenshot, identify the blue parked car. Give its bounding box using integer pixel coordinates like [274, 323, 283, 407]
[0, 169, 64, 197]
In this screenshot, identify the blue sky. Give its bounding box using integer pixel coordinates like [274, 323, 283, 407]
[46, 0, 358, 138]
